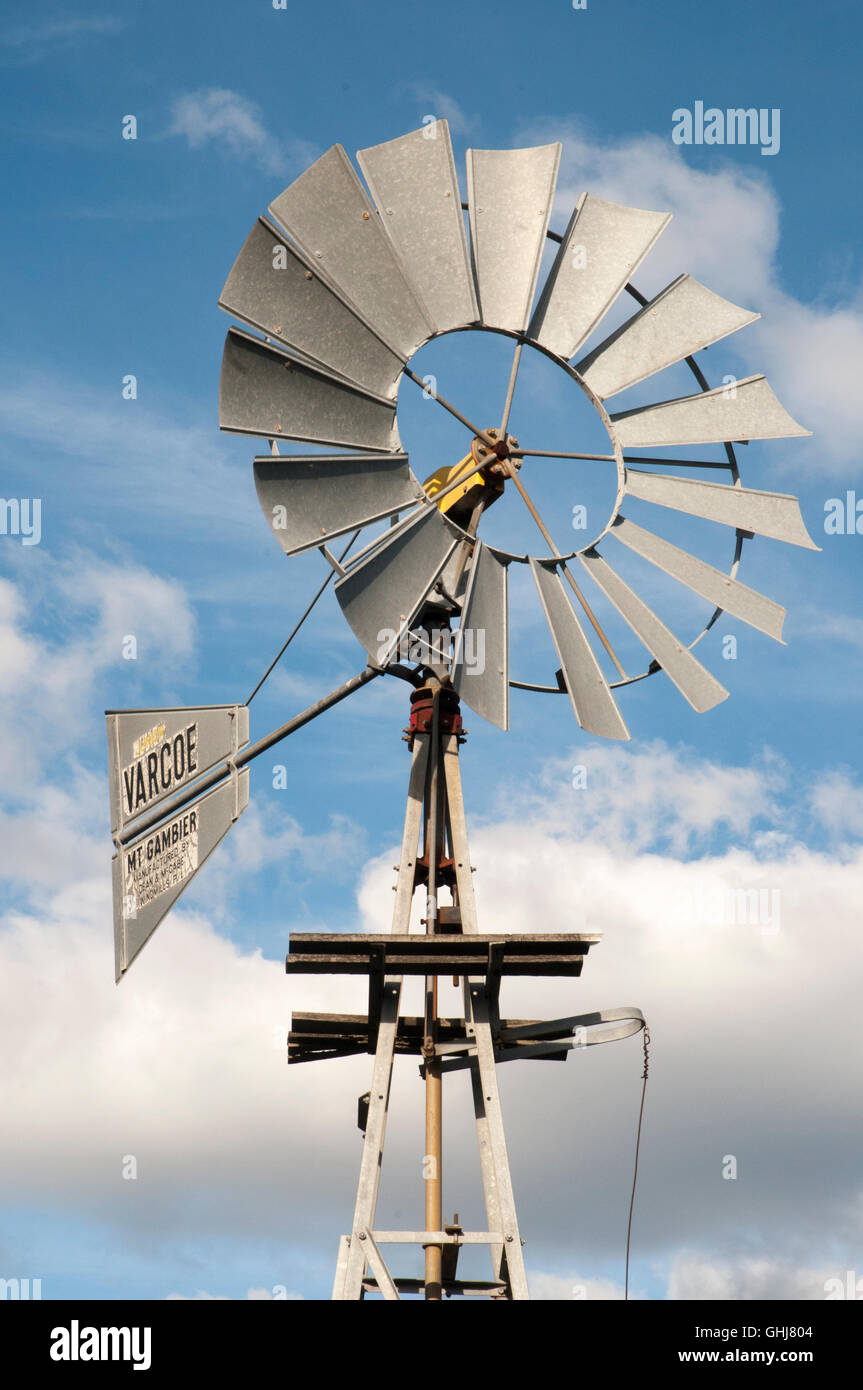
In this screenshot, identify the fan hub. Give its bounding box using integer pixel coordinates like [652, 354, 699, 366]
[421, 429, 520, 527]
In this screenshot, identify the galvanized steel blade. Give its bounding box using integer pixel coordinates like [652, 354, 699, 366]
[106, 704, 250, 837]
[452, 542, 509, 730]
[335, 505, 461, 664]
[357, 121, 479, 335]
[578, 549, 729, 713]
[624, 468, 819, 548]
[610, 374, 811, 448]
[576, 274, 760, 400]
[529, 194, 671, 360]
[113, 770, 249, 981]
[466, 143, 561, 333]
[219, 216, 403, 398]
[219, 327, 400, 450]
[268, 144, 433, 359]
[253, 452, 424, 558]
[609, 515, 786, 641]
[529, 558, 630, 740]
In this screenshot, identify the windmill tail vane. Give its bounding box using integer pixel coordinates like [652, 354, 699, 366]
[105, 120, 816, 1298]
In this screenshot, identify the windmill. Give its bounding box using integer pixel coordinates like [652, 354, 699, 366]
[106, 120, 816, 1300]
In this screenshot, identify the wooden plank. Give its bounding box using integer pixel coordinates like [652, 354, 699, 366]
[289, 932, 601, 947]
[290, 1012, 542, 1031]
[287, 952, 587, 976]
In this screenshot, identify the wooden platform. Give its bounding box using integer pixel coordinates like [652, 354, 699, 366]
[285, 933, 601, 979]
[288, 1011, 569, 1064]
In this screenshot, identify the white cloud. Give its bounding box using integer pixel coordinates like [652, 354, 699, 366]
[2, 726, 862, 1296]
[529, 1269, 630, 1300]
[0, 556, 195, 782]
[0, 373, 249, 540]
[168, 89, 317, 178]
[809, 770, 863, 841]
[166, 1286, 303, 1300]
[403, 86, 472, 136]
[1, 551, 861, 1294]
[1, 16, 125, 63]
[667, 1252, 842, 1300]
[520, 121, 862, 469]
[797, 608, 863, 654]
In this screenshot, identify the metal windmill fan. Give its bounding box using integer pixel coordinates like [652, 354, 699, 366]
[218, 120, 816, 738]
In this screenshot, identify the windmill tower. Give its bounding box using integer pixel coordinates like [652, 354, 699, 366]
[106, 121, 816, 1301]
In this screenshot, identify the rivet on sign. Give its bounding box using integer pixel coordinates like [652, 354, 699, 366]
[315, 251, 323, 258]
[361, 211, 370, 221]
[275, 425, 282, 431]
[304, 271, 312, 280]
[386, 208, 393, 215]
[273, 325, 281, 334]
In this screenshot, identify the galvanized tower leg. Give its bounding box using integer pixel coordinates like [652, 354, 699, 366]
[334, 733, 430, 1300]
[441, 735, 529, 1299]
[465, 982, 529, 1298]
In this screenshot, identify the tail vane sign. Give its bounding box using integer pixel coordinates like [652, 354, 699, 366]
[106, 704, 249, 835]
[112, 768, 249, 980]
[106, 705, 251, 980]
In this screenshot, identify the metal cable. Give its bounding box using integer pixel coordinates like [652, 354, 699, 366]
[624, 1026, 650, 1300]
[245, 530, 360, 705]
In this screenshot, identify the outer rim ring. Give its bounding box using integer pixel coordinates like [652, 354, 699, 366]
[390, 218, 745, 692]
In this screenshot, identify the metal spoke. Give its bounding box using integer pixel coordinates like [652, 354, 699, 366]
[622, 455, 734, 470]
[512, 449, 733, 470]
[403, 365, 498, 451]
[512, 448, 616, 462]
[499, 341, 524, 435]
[506, 467, 627, 680]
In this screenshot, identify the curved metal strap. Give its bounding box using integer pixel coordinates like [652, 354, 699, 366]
[499, 1006, 646, 1048]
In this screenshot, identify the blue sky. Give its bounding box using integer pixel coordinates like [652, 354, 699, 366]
[1, 0, 862, 1303]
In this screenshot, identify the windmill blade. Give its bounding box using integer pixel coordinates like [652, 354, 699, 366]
[357, 121, 480, 335]
[466, 143, 561, 333]
[529, 194, 671, 361]
[578, 549, 729, 713]
[609, 515, 786, 641]
[625, 468, 819, 549]
[576, 274, 760, 400]
[268, 144, 433, 360]
[219, 216, 403, 399]
[452, 543, 509, 730]
[219, 327, 400, 450]
[529, 559, 630, 740]
[610, 374, 811, 448]
[254, 453, 424, 558]
[335, 505, 461, 665]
